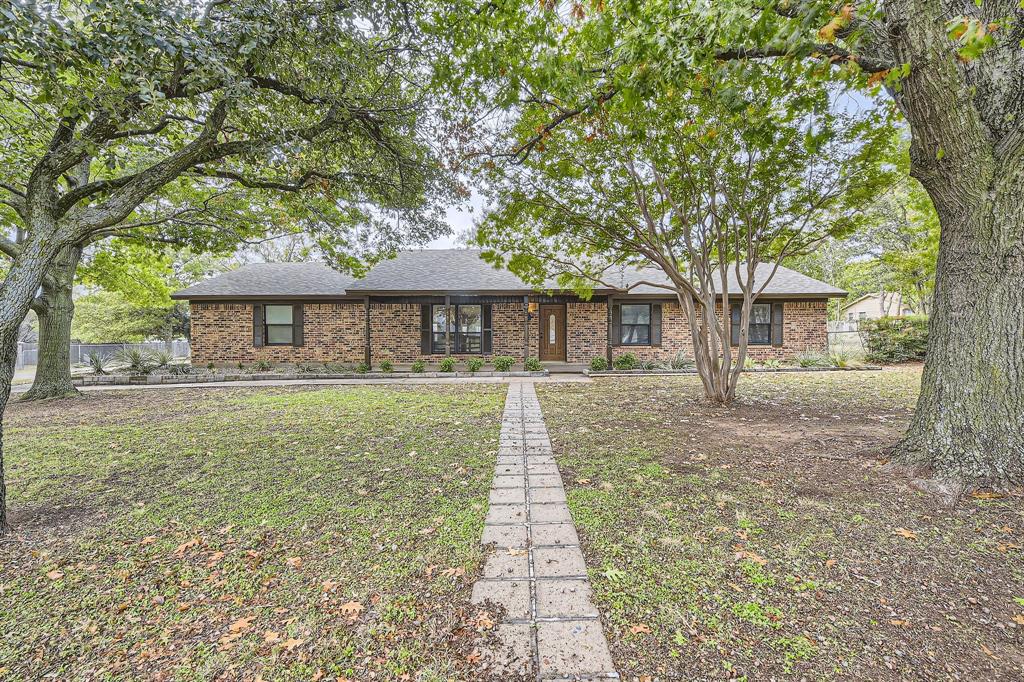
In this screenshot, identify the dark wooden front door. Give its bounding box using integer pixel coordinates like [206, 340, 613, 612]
[538, 304, 566, 361]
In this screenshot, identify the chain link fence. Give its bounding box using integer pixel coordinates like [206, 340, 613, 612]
[16, 340, 190, 370]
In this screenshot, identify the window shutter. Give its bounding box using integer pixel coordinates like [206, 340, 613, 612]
[730, 304, 741, 346]
[253, 304, 264, 347]
[292, 303, 304, 347]
[651, 304, 662, 346]
[611, 303, 621, 346]
[482, 304, 493, 354]
[772, 302, 784, 346]
[420, 304, 431, 355]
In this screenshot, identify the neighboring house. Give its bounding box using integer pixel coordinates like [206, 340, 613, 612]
[841, 292, 913, 323]
[171, 249, 846, 367]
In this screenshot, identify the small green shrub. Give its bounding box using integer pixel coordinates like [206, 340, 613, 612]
[355, 362, 371, 373]
[85, 351, 110, 375]
[762, 358, 782, 369]
[410, 359, 426, 373]
[168, 363, 191, 376]
[794, 350, 828, 368]
[115, 346, 158, 375]
[206, 361, 216, 371]
[296, 362, 317, 373]
[639, 359, 657, 370]
[439, 356, 456, 372]
[524, 357, 542, 372]
[253, 359, 272, 372]
[492, 356, 515, 372]
[829, 349, 850, 368]
[669, 350, 693, 369]
[589, 356, 609, 371]
[465, 357, 484, 373]
[862, 315, 928, 363]
[153, 350, 173, 368]
[236, 361, 246, 371]
[379, 359, 394, 373]
[612, 352, 638, 370]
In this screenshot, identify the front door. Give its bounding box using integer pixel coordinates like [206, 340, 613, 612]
[538, 304, 566, 361]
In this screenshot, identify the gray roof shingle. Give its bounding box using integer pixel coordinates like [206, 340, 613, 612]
[171, 249, 845, 299]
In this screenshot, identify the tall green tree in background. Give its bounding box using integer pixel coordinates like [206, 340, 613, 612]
[0, 0, 455, 531]
[441, 0, 1024, 490]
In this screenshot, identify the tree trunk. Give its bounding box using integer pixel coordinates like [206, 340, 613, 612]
[0, 330, 12, 533]
[886, 0, 1024, 487]
[22, 246, 82, 401]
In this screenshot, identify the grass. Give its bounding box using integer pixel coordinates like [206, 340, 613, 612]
[0, 385, 507, 680]
[537, 367, 1024, 680]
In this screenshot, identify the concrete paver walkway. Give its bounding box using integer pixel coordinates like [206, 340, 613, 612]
[474, 381, 617, 680]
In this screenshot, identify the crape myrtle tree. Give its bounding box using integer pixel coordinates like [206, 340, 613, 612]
[0, 0, 455, 531]
[475, 74, 896, 403]
[443, 0, 1024, 489]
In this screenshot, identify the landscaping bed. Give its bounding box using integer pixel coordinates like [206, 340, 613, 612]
[74, 369, 548, 386]
[0, 385, 523, 680]
[536, 367, 1024, 679]
[587, 365, 881, 376]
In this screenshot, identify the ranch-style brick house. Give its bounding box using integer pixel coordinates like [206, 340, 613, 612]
[171, 249, 846, 368]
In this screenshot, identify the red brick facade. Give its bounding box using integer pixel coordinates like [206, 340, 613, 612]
[189, 297, 828, 367]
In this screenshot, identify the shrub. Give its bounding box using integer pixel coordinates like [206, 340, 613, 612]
[640, 359, 657, 370]
[524, 357, 542, 372]
[410, 359, 426, 373]
[465, 357, 484, 373]
[492, 356, 515, 372]
[253, 359, 272, 372]
[153, 350, 173, 368]
[115, 346, 157, 375]
[379, 359, 394, 373]
[85, 351, 110, 375]
[794, 350, 828, 368]
[296, 362, 317, 373]
[829, 349, 851, 368]
[236, 361, 246, 371]
[862, 315, 928, 363]
[168, 363, 191, 376]
[612, 352, 638, 370]
[355, 362, 371, 373]
[207, 361, 215, 371]
[589, 356, 609, 372]
[669, 350, 694, 370]
[439, 356, 456, 372]
[762, 358, 782, 369]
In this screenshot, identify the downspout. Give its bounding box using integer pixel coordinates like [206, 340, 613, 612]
[606, 296, 613, 365]
[523, 295, 529, 361]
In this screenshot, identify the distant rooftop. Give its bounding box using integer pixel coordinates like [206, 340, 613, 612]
[172, 249, 846, 300]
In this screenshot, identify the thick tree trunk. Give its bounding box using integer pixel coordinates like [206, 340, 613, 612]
[886, 0, 1024, 487]
[0, 329, 12, 533]
[21, 246, 81, 401]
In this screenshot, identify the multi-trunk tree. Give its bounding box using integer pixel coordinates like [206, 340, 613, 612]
[0, 0, 454, 531]
[475, 72, 896, 404]
[444, 0, 1024, 489]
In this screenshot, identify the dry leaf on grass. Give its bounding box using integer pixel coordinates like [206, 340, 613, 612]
[140, 536, 157, 545]
[893, 527, 918, 540]
[229, 616, 254, 633]
[340, 601, 364, 618]
[825, 559, 838, 568]
[629, 624, 652, 634]
[466, 650, 482, 664]
[971, 491, 1005, 500]
[285, 556, 303, 568]
[263, 630, 281, 643]
[281, 637, 304, 652]
[45, 570, 64, 581]
[174, 538, 200, 556]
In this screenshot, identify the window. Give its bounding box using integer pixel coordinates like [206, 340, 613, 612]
[748, 303, 772, 345]
[858, 311, 867, 321]
[264, 304, 294, 345]
[431, 304, 483, 353]
[620, 304, 651, 345]
[847, 312, 854, 321]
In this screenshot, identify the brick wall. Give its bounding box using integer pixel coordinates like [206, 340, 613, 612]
[190, 302, 365, 365]
[566, 302, 608, 363]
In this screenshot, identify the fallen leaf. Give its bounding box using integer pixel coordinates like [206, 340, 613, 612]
[263, 630, 281, 643]
[174, 538, 200, 556]
[630, 623, 652, 634]
[893, 527, 918, 540]
[285, 556, 303, 568]
[1012, 614, 1024, 626]
[971, 491, 1005, 500]
[980, 643, 997, 659]
[322, 580, 340, 593]
[229, 616, 254, 633]
[466, 650, 482, 664]
[340, 601, 364, 618]
[890, 619, 910, 627]
[282, 637, 304, 651]
[46, 570, 64, 581]
[140, 536, 157, 545]
[825, 559, 838, 568]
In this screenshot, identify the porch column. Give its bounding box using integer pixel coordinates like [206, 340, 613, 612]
[444, 294, 451, 355]
[523, 295, 529, 361]
[364, 296, 371, 366]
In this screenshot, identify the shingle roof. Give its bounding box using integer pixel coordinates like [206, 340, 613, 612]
[170, 262, 356, 300]
[171, 250, 845, 300]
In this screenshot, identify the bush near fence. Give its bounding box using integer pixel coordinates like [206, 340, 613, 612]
[861, 316, 928, 363]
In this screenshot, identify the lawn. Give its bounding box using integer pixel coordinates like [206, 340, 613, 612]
[537, 367, 1024, 680]
[0, 385, 509, 681]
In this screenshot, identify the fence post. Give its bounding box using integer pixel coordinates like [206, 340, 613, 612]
[16, 342, 24, 370]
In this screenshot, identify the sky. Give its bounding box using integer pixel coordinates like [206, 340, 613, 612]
[425, 191, 486, 249]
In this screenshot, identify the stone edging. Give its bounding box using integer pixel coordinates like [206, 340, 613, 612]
[73, 370, 549, 386]
[586, 365, 882, 376]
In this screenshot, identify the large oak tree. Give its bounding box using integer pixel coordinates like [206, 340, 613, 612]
[442, 0, 1024, 490]
[0, 0, 454, 531]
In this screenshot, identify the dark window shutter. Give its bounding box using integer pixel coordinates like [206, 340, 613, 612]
[651, 304, 662, 346]
[482, 304, 493, 354]
[292, 303, 304, 347]
[253, 304, 264, 347]
[611, 303, 621, 346]
[420, 304, 431, 354]
[730, 304, 741, 346]
[772, 302, 784, 346]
